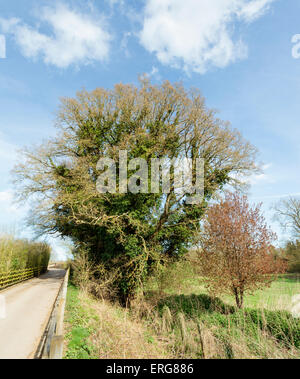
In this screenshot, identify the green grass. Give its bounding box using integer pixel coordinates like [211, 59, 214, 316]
[64, 284, 99, 359]
[147, 262, 300, 312]
[64, 263, 300, 359]
[155, 293, 300, 355]
[142, 264, 300, 358]
[231, 275, 300, 310]
[64, 284, 168, 359]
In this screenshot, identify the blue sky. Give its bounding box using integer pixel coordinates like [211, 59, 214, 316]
[0, 0, 300, 257]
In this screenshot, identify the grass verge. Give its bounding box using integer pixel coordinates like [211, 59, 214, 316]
[64, 284, 168, 359]
[64, 263, 300, 359]
[64, 284, 98, 359]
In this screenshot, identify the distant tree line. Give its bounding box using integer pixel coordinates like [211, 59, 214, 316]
[272, 197, 300, 273]
[0, 235, 50, 274]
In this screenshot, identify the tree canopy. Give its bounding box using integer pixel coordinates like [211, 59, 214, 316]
[14, 79, 258, 304]
[274, 197, 300, 238]
[198, 192, 286, 308]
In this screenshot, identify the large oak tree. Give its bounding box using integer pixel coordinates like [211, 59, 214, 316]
[14, 79, 258, 304]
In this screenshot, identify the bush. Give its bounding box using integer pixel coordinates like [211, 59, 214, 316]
[146, 259, 199, 295]
[241, 308, 300, 349]
[158, 294, 235, 318]
[157, 292, 300, 352]
[0, 234, 50, 274]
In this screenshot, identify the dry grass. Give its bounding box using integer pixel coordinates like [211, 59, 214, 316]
[64, 285, 169, 359]
[87, 296, 168, 359]
[65, 260, 300, 360]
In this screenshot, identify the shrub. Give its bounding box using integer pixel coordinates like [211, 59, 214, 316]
[155, 292, 300, 356]
[0, 234, 50, 274]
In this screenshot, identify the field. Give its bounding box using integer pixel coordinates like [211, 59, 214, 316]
[64, 263, 300, 359]
[151, 272, 300, 311]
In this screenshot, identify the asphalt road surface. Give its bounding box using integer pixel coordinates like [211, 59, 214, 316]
[0, 269, 66, 359]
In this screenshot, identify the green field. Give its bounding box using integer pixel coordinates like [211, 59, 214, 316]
[231, 275, 300, 311]
[156, 273, 300, 312]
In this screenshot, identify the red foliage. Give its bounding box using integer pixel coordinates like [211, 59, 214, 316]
[198, 192, 287, 308]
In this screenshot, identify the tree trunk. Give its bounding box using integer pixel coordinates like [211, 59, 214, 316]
[233, 287, 244, 309]
[119, 290, 135, 308]
[239, 290, 244, 309]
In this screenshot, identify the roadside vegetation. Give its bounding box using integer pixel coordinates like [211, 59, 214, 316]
[198, 193, 286, 308]
[12, 79, 300, 359]
[64, 284, 167, 359]
[13, 79, 258, 305]
[0, 234, 50, 274]
[64, 260, 300, 359]
[63, 194, 299, 359]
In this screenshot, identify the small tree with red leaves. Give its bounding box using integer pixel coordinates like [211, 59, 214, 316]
[198, 192, 286, 308]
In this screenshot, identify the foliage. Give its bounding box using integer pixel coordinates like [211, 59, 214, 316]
[142, 268, 300, 358]
[0, 234, 50, 274]
[14, 79, 257, 304]
[153, 293, 300, 358]
[146, 258, 197, 295]
[64, 284, 97, 359]
[64, 284, 166, 359]
[64, 274, 300, 359]
[272, 197, 300, 272]
[279, 240, 300, 273]
[273, 197, 300, 238]
[198, 192, 287, 308]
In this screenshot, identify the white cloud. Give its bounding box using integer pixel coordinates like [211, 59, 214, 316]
[148, 66, 158, 76]
[230, 163, 274, 187]
[140, 0, 275, 74]
[246, 163, 274, 185]
[0, 4, 112, 68]
[121, 31, 132, 57]
[0, 17, 19, 33]
[0, 190, 13, 203]
[254, 192, 300, 200]
[140, 66, 160, 81]
[0, 190, 25, 216]
[0, 75, 30, 95]
[238, 0, 274, 22]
